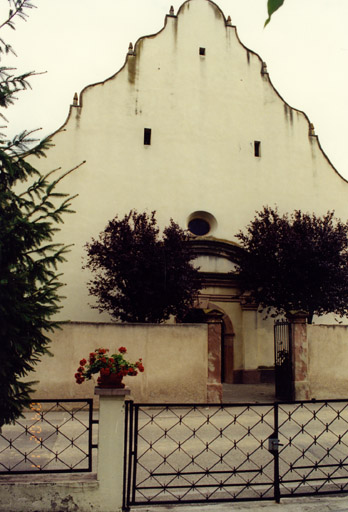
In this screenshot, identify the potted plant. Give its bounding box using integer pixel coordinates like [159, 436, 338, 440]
[75, 347, 144, 388]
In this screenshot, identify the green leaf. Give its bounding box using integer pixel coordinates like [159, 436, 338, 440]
[265, 0, 285, 27]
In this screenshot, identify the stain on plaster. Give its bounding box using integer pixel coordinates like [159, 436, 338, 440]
[127, 55, 137, 84]
[128, 40, 143, 85]
[208, 0, 224, 21]
[283, 103, 293, 125]
[173, 14, 178, 43]
[51, 494, 79, 511]
[136, 37, 144, 56]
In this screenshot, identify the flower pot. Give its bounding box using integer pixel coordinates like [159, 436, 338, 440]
[97, 372, 125, 388]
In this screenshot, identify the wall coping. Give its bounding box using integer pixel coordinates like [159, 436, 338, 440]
[94, 386, 131, 396]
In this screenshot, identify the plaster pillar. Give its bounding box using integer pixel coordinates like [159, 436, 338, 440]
[206, 311, 223, 402]
[288, 312, 310, 400]
[94, 386, 130, 511]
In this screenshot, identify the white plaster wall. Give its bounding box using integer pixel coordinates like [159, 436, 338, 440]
[194, 255, 236, 273]
[308, 325, 348, 399]
[28, 0, 348, 322]
[29, 322, 208, 403]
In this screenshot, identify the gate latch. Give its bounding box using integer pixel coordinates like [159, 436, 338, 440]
[268, 435, 283, 453]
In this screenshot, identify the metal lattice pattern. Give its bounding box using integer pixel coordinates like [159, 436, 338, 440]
[124, 400, 348, 507]
[126, 403, 275, 505]
[274, 321, 293, 401]
[0, 399, 96, 473]
[278, 401, 348, 496]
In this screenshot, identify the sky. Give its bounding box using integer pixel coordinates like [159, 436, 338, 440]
[2, 0, 348, 179]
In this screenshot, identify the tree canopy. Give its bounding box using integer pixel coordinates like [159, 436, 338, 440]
[84, 210, 202, 323]
[236, 206, 348, 323]
[0, 0, 79, 425]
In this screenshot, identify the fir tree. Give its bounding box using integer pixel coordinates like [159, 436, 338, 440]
[0, 0, 80, 425]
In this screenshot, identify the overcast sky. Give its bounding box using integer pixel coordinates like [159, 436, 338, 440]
[3, 0, 348, 180]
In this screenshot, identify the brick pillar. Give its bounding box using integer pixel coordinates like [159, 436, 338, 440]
[206, 311, 223, 403]
[288, 312, 310, 400]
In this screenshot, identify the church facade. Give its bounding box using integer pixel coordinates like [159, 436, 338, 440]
[32, 0, 348, 384]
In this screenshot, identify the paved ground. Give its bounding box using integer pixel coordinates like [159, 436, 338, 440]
[134, 495, 348, 511]
[222, 383, 275, 403]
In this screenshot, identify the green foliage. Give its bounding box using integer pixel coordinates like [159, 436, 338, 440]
[0, 0, 78, 426]
[84, 210, 202, 323]
[265, 0, 285, 27]
[236, 207, 348, 323]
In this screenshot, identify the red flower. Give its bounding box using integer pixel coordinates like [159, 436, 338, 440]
[75, 348, 143, 385]
[75, 373, 85, 384]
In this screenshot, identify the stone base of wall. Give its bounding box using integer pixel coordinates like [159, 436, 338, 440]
[207, 383, 222, 402]
[0, 474, 101, 512]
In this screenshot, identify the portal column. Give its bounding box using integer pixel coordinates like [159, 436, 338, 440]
[206, 311, 223, 402]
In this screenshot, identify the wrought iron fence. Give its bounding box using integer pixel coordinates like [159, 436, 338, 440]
[0, 399, 98, 474]
[274, 320, 293, 401]
[278, 400, 348, 497]
[124, 399, 348, 508]
[124, 401, 276, 506]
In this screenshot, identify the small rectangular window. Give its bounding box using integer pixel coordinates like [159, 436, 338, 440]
[144, 128, 151, 145]
[199, 47, 206, 56]
[254, 141, 261, 157]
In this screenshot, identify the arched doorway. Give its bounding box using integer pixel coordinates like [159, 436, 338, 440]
[182, 300, 235, 384]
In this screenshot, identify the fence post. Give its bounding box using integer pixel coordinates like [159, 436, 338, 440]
[94, 386, 130, 512]
[288, 312, 310, 400]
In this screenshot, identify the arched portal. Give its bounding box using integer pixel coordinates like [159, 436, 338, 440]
[182, 299, 235, 384]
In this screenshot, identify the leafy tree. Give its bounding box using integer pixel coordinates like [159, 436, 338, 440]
[0, 0, 79, 426]
[265, 0, 285, 27]
[84, 210, 202, 323]
[236, 206, 348, 323]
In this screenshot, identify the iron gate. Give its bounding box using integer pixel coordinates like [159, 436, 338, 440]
[123, 399, 348, 508]
[274, 320, 293, 401]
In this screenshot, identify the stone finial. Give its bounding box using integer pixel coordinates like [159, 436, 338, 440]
[169, 5, 174, 15]
[73, 92, 78, 106]
[226, 15, 232, 26]
[128, 42, 134, 55]
[261, 61, 268, 75]
[309, 123, 316, 136]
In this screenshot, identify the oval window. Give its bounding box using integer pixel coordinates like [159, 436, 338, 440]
[188, 218, 210, 236]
